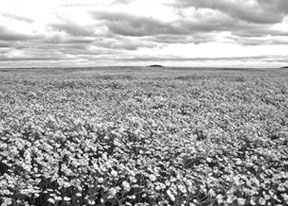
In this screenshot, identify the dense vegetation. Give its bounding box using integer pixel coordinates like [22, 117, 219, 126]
[0, 67, 287, 206]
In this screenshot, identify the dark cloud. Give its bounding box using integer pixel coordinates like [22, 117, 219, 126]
[88, 4, 288, 49]
[146, 34, 216, 44]
[91, 10, 274, 41]
[65, 45, 125, 58]
[90, 6, 288, 47]
[65, 49, 120, 56]
[0, 56, 61, 61]
[260, 0, 288, 14]
[229, 35, 288, 46]
[0, 42, 11, 48]
[174, 0, 288, 24]
[232, 27, 288, 38]
[0, 26, 35, 41]
[96, 41, 153, 50]
[179, 17, 237, 33]
[41, 33, 156, 54]
[0, 54, 7, 61]
[63, 38, 95, 44]
[49, 22, 96, 37]
[25, 39, 123, 57]
[35, 43, 89, 51]
[43, 36, 95, 44]
[92, 11, 239, 39]
[92, 12, 180, 36]
[0, 41, 30, 50]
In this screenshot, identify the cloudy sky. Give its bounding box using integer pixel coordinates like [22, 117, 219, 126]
[0, 0, 288, 68]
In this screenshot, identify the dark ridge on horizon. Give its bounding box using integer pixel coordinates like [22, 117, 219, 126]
[148, 64, 164, 67]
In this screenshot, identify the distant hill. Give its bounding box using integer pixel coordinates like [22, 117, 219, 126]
[280, 66, 288, 69]
[148, 64, 164, 68]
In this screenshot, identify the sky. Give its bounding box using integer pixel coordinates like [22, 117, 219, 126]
[0, 0, 288, 68]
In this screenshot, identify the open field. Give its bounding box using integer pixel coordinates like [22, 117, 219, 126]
[0, 67, 288, 206]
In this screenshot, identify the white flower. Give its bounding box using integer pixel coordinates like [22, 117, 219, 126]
[54, 196, 62, 201]
[167, 190, 175, 201]
[237, 198, 246, 206]
[129, 176, 137, 183]
[122, 181, 131, 191]
[111, 170, 118, 177]
[1, 198, 12, 206]
[98, 177, 104, 183]
[149, 174, 157, 182]
[47, 198, 55, 204]
[160, 183, 166, 189]
[63, 197, 71, 201]
[108, 188, 117, 198]
[259, 198, 266, 205]
[165, 180, 171, 186]
[88, 200, 96, 205]
[155, 185, 162, 191]
[127, 195, 136, 200]
[178, 184, 187, 193]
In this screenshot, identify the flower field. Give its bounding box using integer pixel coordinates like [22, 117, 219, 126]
[0, 67, 288, 206]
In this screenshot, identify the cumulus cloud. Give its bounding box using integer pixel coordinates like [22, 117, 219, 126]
[0, 26, 35, 41]
[92, 10, 241, 38]
[49, 22, 96, 37]
[174, 0, 288, 24]
[91, 8, 282, 41]
[0, 42, 12, 48]
[92, 35, 158, 50]
[229, 35, 288, 46]
[146, 34, 217, 44]
[92, 12, 179, 36]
